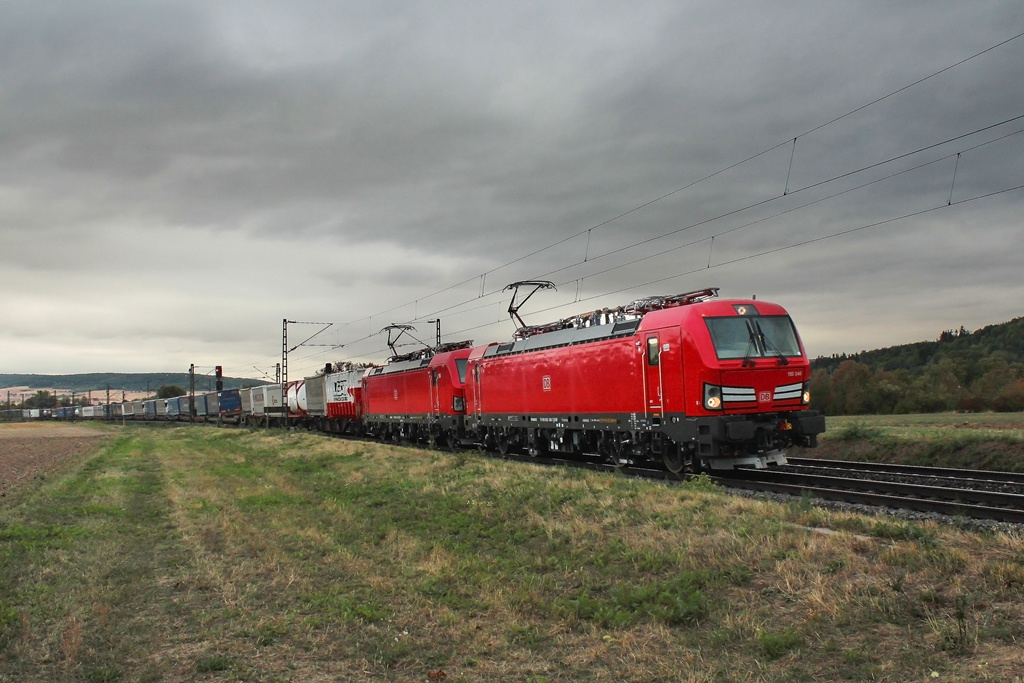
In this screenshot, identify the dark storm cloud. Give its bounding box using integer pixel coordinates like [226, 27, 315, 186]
[1, 0, 1022, 374]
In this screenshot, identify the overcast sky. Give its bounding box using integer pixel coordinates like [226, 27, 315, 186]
[2, 1, 1023, 380]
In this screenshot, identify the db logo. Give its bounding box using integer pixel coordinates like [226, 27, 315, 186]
[759, 391, 772, 403]
[542, 376, 552, 392]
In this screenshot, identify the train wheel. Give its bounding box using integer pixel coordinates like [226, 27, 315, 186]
[442, 430, 459, 452]
[527, 429, 547, 457]
[497, 434, 510, 455]
[663, 446, 685, 475]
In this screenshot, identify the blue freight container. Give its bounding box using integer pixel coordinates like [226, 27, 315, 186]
[218, 389, 242, 416]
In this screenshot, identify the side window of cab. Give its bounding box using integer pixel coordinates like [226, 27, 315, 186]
[647, 337, 660, 366]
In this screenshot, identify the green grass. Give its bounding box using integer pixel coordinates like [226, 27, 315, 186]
[823, 412, 1024, 442]
[813, 412, 1024, 471]
[2, 424, 1024, 681]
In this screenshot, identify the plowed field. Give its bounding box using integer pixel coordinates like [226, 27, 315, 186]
[0, 422, 107, 499]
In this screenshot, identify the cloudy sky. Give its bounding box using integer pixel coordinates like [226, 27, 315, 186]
[2, 1, 1023, 380]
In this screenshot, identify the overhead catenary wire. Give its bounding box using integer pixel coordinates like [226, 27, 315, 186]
[248, 30, 1024, 377]
[285, 162, 1024, 372]
[322, 29, 1024, 332]
[527, 126, 1024, 289]
[396, 119, 1024, 332]
[434, 181, 1024, 343]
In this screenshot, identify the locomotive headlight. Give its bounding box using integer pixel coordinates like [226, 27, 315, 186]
[452, 396, 466, 412]
[703, 384, 723, 410]
[802, 382, 811, 405]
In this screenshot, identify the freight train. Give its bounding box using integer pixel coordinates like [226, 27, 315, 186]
[22, 288, 825, 472]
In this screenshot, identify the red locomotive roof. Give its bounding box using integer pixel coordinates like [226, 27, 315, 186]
[638, 298, 791, 329]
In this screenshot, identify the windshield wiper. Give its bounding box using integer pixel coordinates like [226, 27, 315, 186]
[741, 322, 758, 367]
[755, 321, 790, 365]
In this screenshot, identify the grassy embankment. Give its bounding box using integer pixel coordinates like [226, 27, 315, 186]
[815, 412, 1024, 472]
[2, 422, 1024, 681]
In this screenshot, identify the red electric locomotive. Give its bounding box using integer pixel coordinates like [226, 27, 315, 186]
[361, 339, 474, 449]
[463, 287, 824, 471]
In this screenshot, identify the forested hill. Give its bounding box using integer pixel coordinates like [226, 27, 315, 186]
[811, 317, 1024, 374]
[809, 316, 1024, 414]
[0, 373, 265, 393]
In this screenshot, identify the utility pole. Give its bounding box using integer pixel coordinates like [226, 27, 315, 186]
[282, 319, 289, 429]
[281, 318, 337, 429]
[189, 364, 195, 423]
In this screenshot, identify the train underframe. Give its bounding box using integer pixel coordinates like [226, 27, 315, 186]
[470, 421, 790, 472]
[361, 409, 824, 472]
[75, 406, 823, 473]
[310, 416, 365, 436]
[363, 414, 463, 451]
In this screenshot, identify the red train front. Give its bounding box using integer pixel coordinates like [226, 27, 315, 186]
[463, 288, 824, 471]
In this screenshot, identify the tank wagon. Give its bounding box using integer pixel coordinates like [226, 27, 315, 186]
[286, 380, 308, 426]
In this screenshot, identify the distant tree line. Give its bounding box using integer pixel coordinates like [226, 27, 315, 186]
[0, 372, 260, 394]
[2, 385, 188, 410]
[810, 317, 1024, 414]
[2, 390, 92, 410]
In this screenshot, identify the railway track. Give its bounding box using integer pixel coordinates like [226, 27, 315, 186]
[493, 451, 1024, 524]
[787, 457, 1024, 489]
[718, 458, 1024, 524]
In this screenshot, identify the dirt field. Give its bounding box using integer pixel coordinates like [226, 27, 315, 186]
[0, 422, 108, 499]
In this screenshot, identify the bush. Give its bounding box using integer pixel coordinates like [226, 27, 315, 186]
[829, 421, 885, 442]
[992, 381, 1024, 412]
[758, 628, 802, 660]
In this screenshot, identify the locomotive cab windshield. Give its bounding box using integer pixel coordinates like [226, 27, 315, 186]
[705, 314, 801, 361]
